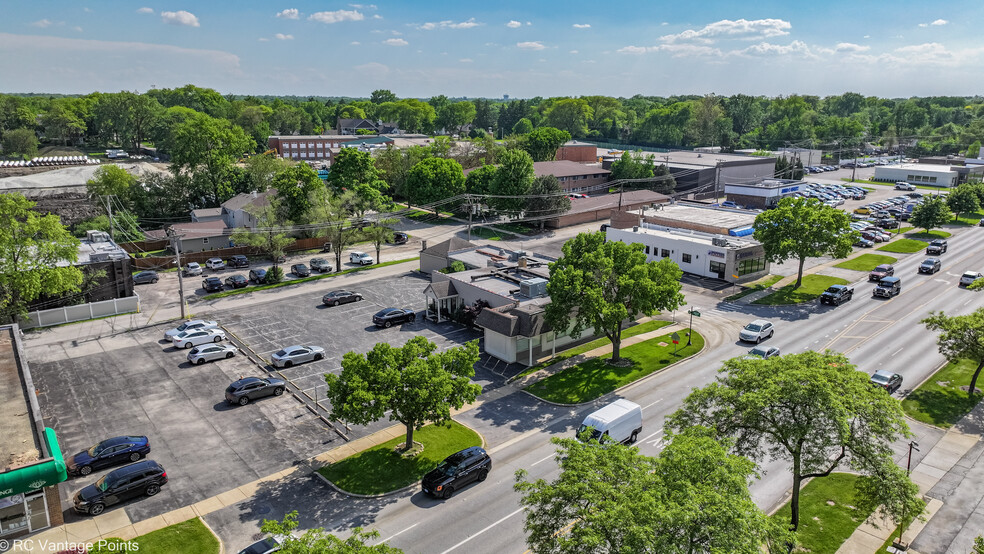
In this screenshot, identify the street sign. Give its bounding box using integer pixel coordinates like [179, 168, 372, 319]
[671, 332, 680, 344]
[688, 309, 701, 317]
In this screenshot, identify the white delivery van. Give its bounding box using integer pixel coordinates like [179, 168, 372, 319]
[576, 399, 643, 444]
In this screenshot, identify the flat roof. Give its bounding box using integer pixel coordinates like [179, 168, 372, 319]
[611, 224, 759, 249]
[449, 244, 552, 275]
[448, 264, 552, 306]
[631, 203, 758, 230]
[75, 238, 130, 264]
[533, 160, 610, 178]
[726, 179, 806, 190]
[616, 150, 769, 166]
[0, 326, 40, 469]
[878, 163, 960, 173]
[566, 190, 668, 213]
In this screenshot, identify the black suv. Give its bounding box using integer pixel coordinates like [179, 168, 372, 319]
[422, 447, 491, 499]
[291, 263, 311, 277]
[202, 277, 224, 292]
[248, 268, 268, 284]
[228, 255, 250, 268]
[391, 231, 409, 244]
[373, 308, 416, 328]
[819, 284, 854, 306]
[926, 239, 948, 255]
[73, 460, 168, 515]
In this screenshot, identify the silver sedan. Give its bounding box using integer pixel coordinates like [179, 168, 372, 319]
[187, 343, 237, 365]
[271, 345, 325, 368]
[172, 328, 227, 349]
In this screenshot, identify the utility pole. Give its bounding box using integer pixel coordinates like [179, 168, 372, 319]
[851, 149, 859, 183]
[167, 229, 188, 319]
[102, 195, 115, 241]
[467, 198, 473, 241]
[894, 441, 920, 550]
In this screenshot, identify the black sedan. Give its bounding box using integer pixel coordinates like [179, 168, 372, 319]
[133, 271, 159, 285]
[224, 274, 248, 288]
[225, 376, 287, 406]
[323, 290, 363, 306]
[373, 307, 416, 328]
[248, 268, 267, 283]
[202, 277, 224, 292]
[291, 263, 311, 277]
[66, 436, 151, 476]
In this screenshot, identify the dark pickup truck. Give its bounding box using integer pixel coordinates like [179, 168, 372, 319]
[820, 284, 854, 306]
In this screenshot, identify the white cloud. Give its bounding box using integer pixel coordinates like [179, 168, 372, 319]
[932, 19, 948, 25]
[834, 42, 869, 52]
[274, 33, 293, 40]
[732, 40, 815, 58]
[83, 7, 91, 12]
[506, 20, 521, 28]
[383, 38, 408, 46]
[660, 18, 791, 43]
[617, 43, 721, 57]
[136, 7, 154, 14]
[391, 30, 401, 35]
[308, 10, 363, 24]
[373, 14, 382, 20]
[73, 26, 83, 32]
[572, 24, 590, 29]
[569, 49, 578, 54]
[350, 41, 360, 45]
[276, 8, 299, 19]
[661, 22, 668, 26]
[517, 41, 545, 50]
[258, 37, 269, 41]
[32, 19, 53, 28]
[449, 18, 479, 29]
[349, 3, 377, 9]
[161, 10, 200, 27]
[459, 58, 473, 63]
[863, 35, 871, 39]
[416, 18, 481, 30]
[526, 21, 532, 26]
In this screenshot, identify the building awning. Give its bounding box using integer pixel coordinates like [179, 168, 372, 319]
[729, 226, 755, 237]
[0, 428, 68, 498]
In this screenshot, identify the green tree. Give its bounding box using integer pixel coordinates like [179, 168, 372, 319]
[230, 201, 293, 270]
[324, 337, 481, 450]
[1, 128, 38, 158]
[271, 163, 326, 223]
[307, 191, 355, 272]
[909, 195, 951, 234]
[512, 117, 533, 135]
[489, 149, 535, 213]
[752, 197, 856, 288]
[610, 151, 654, 181]
[374, 144, 432, 206]
[261, 510, 403, 553]
[544, 98, 593, 138]
[404, 158, 465, 207]
[514, 429, 789, 553]
[86, 164, 138, 206]
[464, 164, 497, 195]
[669, 350, 923, 534]
[362, 222, 394, 263]
[0, 194, 84, 321]
[652, 163, 676, 195]
[526, 175, 570, 230]
[923, 308, 984, 399]
[974, 535, 984, 554]
[545, 232, 685, 363]
[324, 148, 389, 201]
[966, 141, 982, 159]
[522, 127, 571, 162]
[370, 89, 398, 105]
[946, 183, 981, 222]
[168, 112, 254, 205]
[41, 100, 87, 146]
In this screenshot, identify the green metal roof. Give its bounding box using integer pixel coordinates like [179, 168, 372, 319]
[0, 428, 68, 498]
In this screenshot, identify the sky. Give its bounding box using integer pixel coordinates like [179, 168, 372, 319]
[2, 1, 983, 99]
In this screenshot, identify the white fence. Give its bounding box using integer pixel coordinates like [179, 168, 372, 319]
[19, 296, 140, 329]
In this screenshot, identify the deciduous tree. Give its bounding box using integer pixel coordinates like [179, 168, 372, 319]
[544, 98, 593, 138]
[261, 510, 403, 553]
[362, 221, 394, 263]
[404, 158, 465, 206]
[545, 232, 684, 362]
[271, 163, 326, 223]
[753, 197, 856, 288]
[909, 195, 951, 234]
[511, 117, 533, 135]
[923, 308, 984, 398]
[945, 183, 981, 222]
[526, 175, 570, 230]
[230, 200, 293, 270]
[1, 128, 38, 158]
[522, 127, 571, 162]
[489, 148, 535, 213]
[325, 337, 481, 450]
[168, 112, 254, 205]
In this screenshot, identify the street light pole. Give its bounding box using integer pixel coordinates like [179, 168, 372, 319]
[895, 440, 920, 550]
[686, 308, 700, 346]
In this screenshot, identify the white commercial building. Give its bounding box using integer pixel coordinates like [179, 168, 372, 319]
[873, 164, 960, 187]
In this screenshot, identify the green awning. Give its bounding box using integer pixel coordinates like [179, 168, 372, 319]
[0, 428, 68, 499]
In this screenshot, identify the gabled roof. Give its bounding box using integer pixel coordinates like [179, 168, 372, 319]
[474, 303, 550, 338]
[474, 306, 518, 337]
[144, 219, 230, 240]
[422, 237, 475, 257]
[424, 280, 458, 298]
[191, 207, 222, 218]
[221, 191, 273, 212]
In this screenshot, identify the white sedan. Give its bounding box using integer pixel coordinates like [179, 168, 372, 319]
[187, 343, 238, 365]
[164, 320, 217, 340]
[271, 345, 325, 368]
[172, 328, 227, 349]
[960, 271, 983, 287]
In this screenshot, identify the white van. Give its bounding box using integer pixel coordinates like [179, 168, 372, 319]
[577, 399, 643, 444]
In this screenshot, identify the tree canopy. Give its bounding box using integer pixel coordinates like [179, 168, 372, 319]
[909, 195, 951, 234]
[523, 127, 571, 162]
[945, 183, 981, 222]
[923, 308, 984, 398]
[261, 510, 403, 553]
[404, 157, 465, 206]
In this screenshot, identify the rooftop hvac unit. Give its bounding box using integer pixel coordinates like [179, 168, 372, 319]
[520, 277, 549, 298]
[711, 236, 729, 247]
[86, 230, 111, 243]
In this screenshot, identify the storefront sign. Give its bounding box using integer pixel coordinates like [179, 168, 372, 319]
[707, 251, 725, 259]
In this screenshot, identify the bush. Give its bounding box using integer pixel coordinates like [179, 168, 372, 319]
[266, 266, 285, 284]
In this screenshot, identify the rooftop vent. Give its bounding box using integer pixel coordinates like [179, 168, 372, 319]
[520, 277, 549, 298]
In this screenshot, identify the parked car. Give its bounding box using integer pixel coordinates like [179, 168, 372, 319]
[894, 182, 916, 191]
[854, 238, 874, 248]
[739, 319, 775, 343]
[310, 257, 333, 273]
[224, 274, 248, 288]
[290, 263, 311, 277]
[183, 262, 202, 276]
[66, 436, 151, 477]
[720, 201, 738, 208]
[373, 307, 416, 328]
[349, 251, 374, 265]
[205, 257, 226, 270]
[133, 271, 159, 285]
[237, 536, 284, 554]
[926, 239, 948, 255]
[271, 345, 325, 368]
[869, 264, 895, 281]
[421, 446, 492, 499]
[743, 346, 781, 359]
[322, 290, 363, 306]
[228, 254, 249, 268]
[248, 268, 268, 284]
[225, 376, 286, 406]
[202, 277, 224, 292]
[391, 231, 409, 244]
[919, 258, 942, 274]
[72, 460, 168, 515]
[853, 207, 871, 215]
[187, 343, 237, 365]
[172, 328, 226, 349]
[873, 276, 902, 298]
[164, 319, 217, 340]
[870, 370, 903, 394]
[960, 271, 983, 286]
[820, 284, 854, 305]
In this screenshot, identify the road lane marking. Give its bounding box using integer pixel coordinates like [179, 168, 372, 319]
[440, 507, 525, 554]
[639, 429, 663, 445]
[381, 523, 418, 543]
[531, 453, 555, 467]
[892, 347, 904, 356]
[488, 428, 545, 455]
[641, 398, 663, 410]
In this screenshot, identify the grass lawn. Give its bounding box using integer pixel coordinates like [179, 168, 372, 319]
[525, 330, 704, 404]
[834, 254, 898, 272]
[406, 209, 458, 225]
[877, 239, 928, 253]
[901, 358, 984, 428]
[469, 226, 507, 240]
[905, 229, 951, 240]
[513, 320, 673, 379]
[724, 274, 783, 301]
[952, 209, 984, 226]
[89, 518, 219, 554]
[774, 473, 872, 554]
[318, 420, 482, 495]
[752, 274, 849, 305]
[202, 257, 418, 300]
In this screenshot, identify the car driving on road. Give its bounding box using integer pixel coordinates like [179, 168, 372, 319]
[870, 370, 903, 394]
[926, 239, 948, 255]
[271, 345, 325, 368]
[919, 258, 942, 274]
[960, 271, 983, 286]
[820, 284, 854, 305]
[869, 264, 895, 281]
[422, 447, 492, 499]
[743, 346, 781, 360]
[739, 320, 774, 343]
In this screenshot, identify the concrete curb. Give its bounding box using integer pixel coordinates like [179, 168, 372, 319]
[197, 515, 225, 554]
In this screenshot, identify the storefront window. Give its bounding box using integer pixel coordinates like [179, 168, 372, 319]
[738, 257, 767, 276]
[0, 494, 28, 536]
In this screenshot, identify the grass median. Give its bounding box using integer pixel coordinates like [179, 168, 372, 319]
[319, 420, 481, 495]
[89, 518, 219, 554]
[724, 274, 783, 301]
[877, 239, 929, 253]
[834, 254, 898, 272]
[202, 257, 418, 300]
[525, 330, 704, 404]
[752, 274, 849, 305]
[901, 358, 984, 428]
[773, 473, 871, 554]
